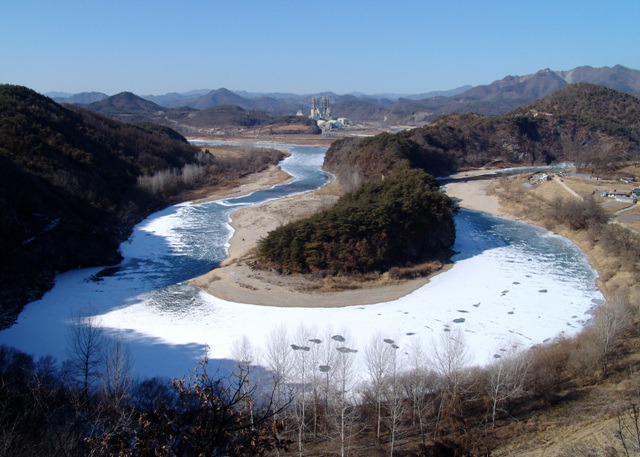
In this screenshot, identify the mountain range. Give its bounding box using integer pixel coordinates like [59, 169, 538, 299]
[48, 65, 640, 129]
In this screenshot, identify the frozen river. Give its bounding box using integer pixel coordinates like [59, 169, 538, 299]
[0, 143, 604, 379]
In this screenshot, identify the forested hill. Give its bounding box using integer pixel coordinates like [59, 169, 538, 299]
[258, 169, 456, 275]
[514, 82, 640, 127]
[0, 85, 206, 324]
[324, 83, 640, 182]
[0, 85, 285, 326]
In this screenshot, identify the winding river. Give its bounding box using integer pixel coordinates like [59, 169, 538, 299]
[0, 143, 604, 379]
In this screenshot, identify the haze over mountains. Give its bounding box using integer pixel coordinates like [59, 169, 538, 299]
[49, 65, 640, 129]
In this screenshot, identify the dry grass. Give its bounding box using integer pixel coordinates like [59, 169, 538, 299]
[387, 260, 444, 280]
[197, 144, 244, 159]
[296, 261, 449, 293]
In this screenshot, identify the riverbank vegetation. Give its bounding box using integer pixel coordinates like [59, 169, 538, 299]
[257, 169, 456, 275]
[136, 144, 284, 196]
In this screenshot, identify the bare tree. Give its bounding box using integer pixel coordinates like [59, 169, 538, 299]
[291, 324, 313, 457]
[616, 402, 640, 456]
[264, 325, 294, 417]
[330, 331, 359, 457]
[101, 331, 132, 408]
[231, 336, 258, 429]
[432, 327, 471, 399]
[485, 344, 530, 427]
[306, 330, 324, 437]
[593, 296, 633, 376]
[341, 167, 364, 193]
[66, 308, 105, 393]
[364, 333, 392, 444]
[382, 338, 406, 457]
[127, 353, 284, 456]
[239, 141, 257, 157]
[87, 333, 135, 457]
[263, 324, 294, 453]
[402, 337, 436, 446]
[432, 328, 471, 430]
[318, 327, 338, 438]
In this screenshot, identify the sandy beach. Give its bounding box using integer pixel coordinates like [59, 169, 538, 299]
[190, 169, 504, 307]
[444, 179, 509, 218]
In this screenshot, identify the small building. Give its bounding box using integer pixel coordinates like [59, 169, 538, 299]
[530, 173, 549, 184]
[615, 195, 637, 204]
[593, 190, 609, 197]
[620, 177, 635, 183]
[632, 188, 640, 196]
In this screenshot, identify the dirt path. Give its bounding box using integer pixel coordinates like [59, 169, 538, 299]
[553, 176, 583, 200]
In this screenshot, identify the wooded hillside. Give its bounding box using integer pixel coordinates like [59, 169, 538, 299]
[324, 84, 640, 182]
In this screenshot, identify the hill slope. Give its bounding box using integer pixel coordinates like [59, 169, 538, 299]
[0, 85, 204, 325]
[87, 92, 195, 124]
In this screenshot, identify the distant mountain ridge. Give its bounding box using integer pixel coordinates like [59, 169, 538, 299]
[57, 65, 640, 127]
[141, 89, 210, 106]
[87, 92, 196, 124]
[555, 64, 640, 95]
[86, 92, 320, 132]
[52, 91, 108, 104]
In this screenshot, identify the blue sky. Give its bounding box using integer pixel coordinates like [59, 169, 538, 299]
[1, 0, 639, 96]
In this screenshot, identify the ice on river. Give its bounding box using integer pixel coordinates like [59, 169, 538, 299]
[0, 208, 603, 380]
[0, 144, 604, 380]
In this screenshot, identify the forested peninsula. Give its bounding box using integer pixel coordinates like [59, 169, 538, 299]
[257, 169, 456, 275]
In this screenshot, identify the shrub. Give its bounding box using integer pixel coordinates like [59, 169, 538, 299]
[560, 196, 608, 230]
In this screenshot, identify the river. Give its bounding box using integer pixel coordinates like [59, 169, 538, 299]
[0, 143, 604, 379]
